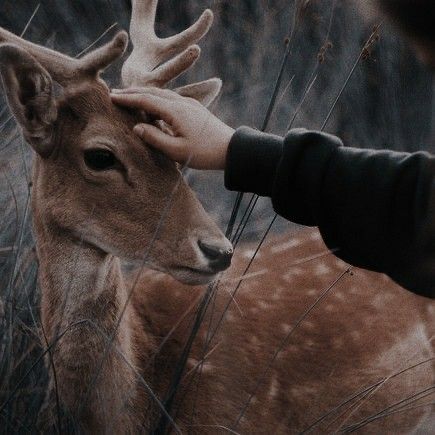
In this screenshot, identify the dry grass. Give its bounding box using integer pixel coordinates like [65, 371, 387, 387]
[0, 0, 434, 432]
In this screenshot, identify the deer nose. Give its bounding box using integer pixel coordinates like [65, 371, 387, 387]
[198, 240, 233, 272]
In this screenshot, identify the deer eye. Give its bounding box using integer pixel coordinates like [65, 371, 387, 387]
[84, 149, 118, 171]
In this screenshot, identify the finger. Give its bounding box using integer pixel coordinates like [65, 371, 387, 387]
[111, 87, 149, 94]
[111, 93, 177, 124]
[112, 87, 185, 101]
[174, 78, 222, 107]
[133, 123, 185, 161]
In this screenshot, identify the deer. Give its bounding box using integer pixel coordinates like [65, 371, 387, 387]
[0, 0, 433, 433]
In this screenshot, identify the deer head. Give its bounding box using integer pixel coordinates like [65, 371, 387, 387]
[0, 1, 233, 285]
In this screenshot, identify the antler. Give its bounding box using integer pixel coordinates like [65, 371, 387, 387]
[122, 0, 220, 96]
[0, 26, 128, 84]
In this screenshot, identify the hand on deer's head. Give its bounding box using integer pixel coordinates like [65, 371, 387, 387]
[45, 88, 232, 285]
[111, 87, 235, 170]
[0, 0, 233, 285]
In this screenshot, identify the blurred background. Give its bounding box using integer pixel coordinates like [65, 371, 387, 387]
[0, 0, 434, 430]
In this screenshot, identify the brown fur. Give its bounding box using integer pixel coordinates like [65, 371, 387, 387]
[132, 229, 434, 433]
[29, 83, 230, 432]
[0, 3, 433, 432]
[0, 6, 231, 431]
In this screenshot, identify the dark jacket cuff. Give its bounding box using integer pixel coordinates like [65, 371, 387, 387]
[272, 128, 343, 226]
[224, 126, 283, 196]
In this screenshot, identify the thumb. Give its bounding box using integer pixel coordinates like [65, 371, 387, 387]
[133, 124, 174, 151]
[133, 123, 178, 154]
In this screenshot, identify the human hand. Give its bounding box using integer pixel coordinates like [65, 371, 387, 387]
[110, 87, 235, 170]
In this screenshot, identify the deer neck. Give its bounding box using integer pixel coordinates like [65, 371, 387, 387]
[34, 219, 131, 351]
[32, 185, 148, 430]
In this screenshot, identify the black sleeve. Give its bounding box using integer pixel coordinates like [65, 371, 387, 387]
[224, 126, 435, 299]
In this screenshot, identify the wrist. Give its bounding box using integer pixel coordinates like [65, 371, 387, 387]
[224, 126, 283, 195]
[216, 125, 235, 170]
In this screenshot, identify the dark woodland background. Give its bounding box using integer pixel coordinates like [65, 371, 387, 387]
[0, 0, 434, 431]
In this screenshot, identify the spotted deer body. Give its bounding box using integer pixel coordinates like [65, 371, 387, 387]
[0, 0, 433, 433]
[132, 228, 434, 433]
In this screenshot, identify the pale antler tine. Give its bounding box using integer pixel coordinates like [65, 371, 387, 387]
[147, 45, 200, 87]
[129, 0, 158, 40]
[122, 2, 223, 106]
[123, 2, 215, 88]
[174, 78, 222, 107]
[80, 31, 129, 76]
[160, 10, 214, 63]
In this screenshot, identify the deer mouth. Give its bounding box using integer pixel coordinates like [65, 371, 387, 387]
[170, 266, 219, 285]
[163, 236, 233, 285]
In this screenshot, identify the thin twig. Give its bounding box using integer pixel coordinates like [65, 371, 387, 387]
[321, 23, 382, 131]
[20, 4, 41, 38]
[80, 168, 187, 432]
[301, 357, 435, 433]
[232, 268, 353, 430]
[75, 22, 119, 58]
[341, 388, 435, 433]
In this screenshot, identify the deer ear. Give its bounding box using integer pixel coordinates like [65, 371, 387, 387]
[0, 44, 57, 157]
[174, 78, 222, 108]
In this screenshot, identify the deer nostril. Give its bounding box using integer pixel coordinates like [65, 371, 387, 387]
[198, 240, 233, 271]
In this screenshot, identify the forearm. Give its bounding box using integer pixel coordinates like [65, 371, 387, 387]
[224, 126, 435, 298]
[317, 145, 435, 298]
[224, 126, 284, 196]
[224, 127, 343, 225]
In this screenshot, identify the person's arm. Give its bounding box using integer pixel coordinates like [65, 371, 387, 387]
[111, 88, 435, 298]
[226, 126, 435, 299]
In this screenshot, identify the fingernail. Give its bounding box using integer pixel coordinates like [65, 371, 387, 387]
[133, 124, 145, 136]
[111, 88, 122, 94]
